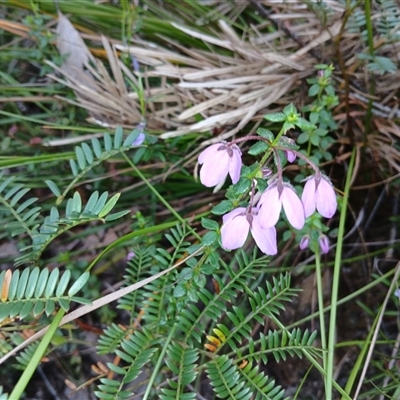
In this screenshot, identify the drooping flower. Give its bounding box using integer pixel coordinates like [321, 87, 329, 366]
[198, 143, 242, 187]
[127, 250, 136, 261]
[258, 182, 305, 230]
[302, 175, 337, 218]
[299, 235, 310, 250]
[220, 207, 277, 255]
[318, 235, 330, 254]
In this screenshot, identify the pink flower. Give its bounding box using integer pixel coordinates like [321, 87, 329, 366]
[198, 143, 242, 187]
[318, 235, 330, 254]
[299, 235, 310, 250]
[258, 182, 305, 230]
[221, 207, 277, 255]
[127, 251, 136, 261]
[302, 175, 337, 218]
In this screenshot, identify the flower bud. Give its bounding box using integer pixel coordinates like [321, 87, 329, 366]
[318, 235, 330, 254]
[299, 235, 310, 250]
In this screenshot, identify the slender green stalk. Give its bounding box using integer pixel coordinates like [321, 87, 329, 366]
[342, 306, 379, 398]
[121, 152, 201, 241]
[315, 248, 327, 393]
[142, 324, 177, 400]
[10, 308, 66, 399]
[326, 147, 356, 397]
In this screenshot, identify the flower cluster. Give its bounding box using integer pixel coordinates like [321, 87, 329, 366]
[197, 136, 337, 255]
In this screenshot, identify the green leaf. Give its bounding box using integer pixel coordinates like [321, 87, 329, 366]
[72, 192, 82, 214]
[297, 132, 309, 144]
[17, 197, 38, 214]
[202, 231, 218, 246]
[82, 142, 94, 164]
[34, 269, 49, 298]
[123, 128, 141, 146]
[69, 159, 78, 176]
[264, 112, 286, 122]
[82, 191, 99, 215]
[114, 126, 123, 148]
[93, 192, 108, 215]
[25, 267, 39, 299]
[98, 193, 120, 218]
[4, 184, 23, 200]
[59, 299, 71, 311]
[45, 299, 55, 316]
[295, 118, 315, 131]
[233, 177, 251, 195]
[212, 200, 233, 215]
[8, 270, 20, 301]
[44, 268, 59, 298]
[45, 180, 61, 197]
[133, 147, 146, 163]
[91, 137, 103, 158]
[68, 272, 90, 296]
[10, 188, 30, 207]
[104, 209, 130, 221]
[56, 270, 71, 297]
[104, 132, 112, 152]
[248, 141, 269, 156]
[201, 217, 219, 231]
[256, 127, 274, 140]
[16, 268, 30, 300]
[75, 146, 86, 170]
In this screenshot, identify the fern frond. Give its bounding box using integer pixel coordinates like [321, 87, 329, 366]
[15, 190, 128, 266]
[206, 355, 252, 400]
[56, 127, 143, 205]
[377, 0, 400, 40]
[210, 273, 296, 353]
[95, 328, 159, 399]
[117, 246, 156, 319]
[245, 329, 319, 365]
[239, 362, 288, 400]
[0, 267, 90, 321]
[0, 173, 41, 238]
[181, 250, 262, 346]
[160, 342, 199, 400]
[97, 323, 129, 355]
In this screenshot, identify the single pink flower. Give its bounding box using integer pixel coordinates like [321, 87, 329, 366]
[318, 235, 330, 254]
[221, 207, 277, 255]
[258, 182, 305, 230]
[302, 175, 337, 218]
[198, 143, 242, 187]
[127, 251, 136, 261]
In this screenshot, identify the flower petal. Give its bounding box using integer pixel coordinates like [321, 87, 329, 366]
[301, 178, 317, 218]
[221, 213, 249, 250]
[316, 178, 337, 218]
[251, 216, 277, 255]
[198, 143, 221, 164]
[286, 150, 296, 163]
[222, 207, 246, 223]
[258, 186, 281, 228]
[228, 146, 242, 184]
[281, 186, 305, 230]
[199, 152, 230, 187]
